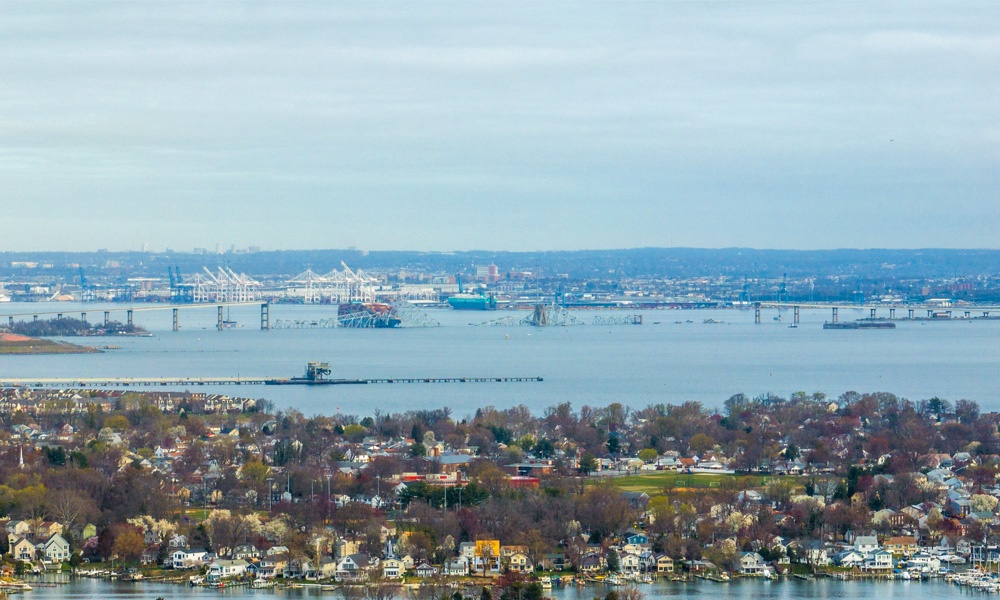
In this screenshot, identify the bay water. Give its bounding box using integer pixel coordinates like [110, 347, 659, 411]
[2, 302, 1000, 417]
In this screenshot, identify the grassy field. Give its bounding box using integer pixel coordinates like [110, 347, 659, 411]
[605, 471, 775, 494]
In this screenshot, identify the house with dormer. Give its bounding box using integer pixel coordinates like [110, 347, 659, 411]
[336, 553, 370, 582]
[11, 537, 36, 562]
[41, 533, 70, 563]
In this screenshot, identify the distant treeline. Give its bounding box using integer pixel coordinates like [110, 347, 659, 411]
[6, 317, 146, 337]
[5, 247, 1000, 280]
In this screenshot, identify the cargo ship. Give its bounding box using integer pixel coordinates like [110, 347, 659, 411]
[338, 302, 402, 328]
[447, 293, 497, 311]
[447, 274, 497, 310]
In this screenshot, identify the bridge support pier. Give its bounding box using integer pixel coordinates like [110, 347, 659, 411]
[33, 315, 38, 321]
[7, 317, 12, 327]
[831, 307, 838, 323]
[173, 308, 179, 332]
[81, 312, 87, 323]
[965, 311, 971, 318]
[104, 311, 110, 326]
[261, 303, 270, 330]
[127, 309, 133, 327]
[793, 306, 800, 324]
[217, 306, 224, 331]
[927, 310, 933, 318]
[57, 313, 63, 320]
[908, 309, 914, 319]
[754, 305, 761, 324]
[870, 308, 876, 319]
[889, 308, 895, 319]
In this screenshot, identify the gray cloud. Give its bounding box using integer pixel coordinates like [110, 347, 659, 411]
[1, 1, 997, 251]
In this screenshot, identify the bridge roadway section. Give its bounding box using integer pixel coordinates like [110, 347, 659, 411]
[753, 302, 1000, 324]
[0, 376, 543, 388]
[0, 301, 271, 331]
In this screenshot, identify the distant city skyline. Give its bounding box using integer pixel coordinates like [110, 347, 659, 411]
[2, 2, 998, 252]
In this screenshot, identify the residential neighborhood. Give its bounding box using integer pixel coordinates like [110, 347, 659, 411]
[1, 388, 1000, 590]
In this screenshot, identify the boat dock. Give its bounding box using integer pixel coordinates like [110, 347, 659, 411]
[0, 375, 543, 388]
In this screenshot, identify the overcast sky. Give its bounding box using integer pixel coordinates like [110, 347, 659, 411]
[1, 2, 997, 252]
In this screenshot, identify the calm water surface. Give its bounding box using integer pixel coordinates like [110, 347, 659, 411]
[19, 577, 973, 600]
[3, 302, 1000, 417]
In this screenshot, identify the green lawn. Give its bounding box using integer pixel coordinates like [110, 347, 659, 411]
[604, 471, 774, 494]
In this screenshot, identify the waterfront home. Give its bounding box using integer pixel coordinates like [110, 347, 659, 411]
[310, 558, 338, 580]
[284, 558, 311, 579]
[415, 562, 438, 578]
[335, 553, 371, 582]
[885, 536, 918, 557]
[444, 556, 470, 576]
[862, 549, 893, 571]
[908, 552, 941, 572]
[538, 553, 567, 571]
[578, 553, 603, 573]
[655, 555, 674, 574]
[41, 533, 70, 563]
[800, 541, 831, 567]
[171, 548, 209, 569]
[206, 559, 249, 582]
[11, 537, 36, 562]
[739, 552, 767, 575]
[833, 549, 864, 568]
[508, 552, 532, 573]
[381, 557, 403, 579]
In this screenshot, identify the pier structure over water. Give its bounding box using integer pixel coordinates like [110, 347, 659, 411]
[751, 302, 1000, 325]
[0, 375, 543, 388]
[1, 301, 271, 331]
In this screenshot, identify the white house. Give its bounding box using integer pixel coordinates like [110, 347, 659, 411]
[382, 558, 404, 579]
[206, 559, 249, 581]
[171, 549, 209, 569]
[41, 533, 71, 564]
[739, 552, 767, 575]
[444, 556, 470, 576]
[854, 536, 879, 555]
[862, 549, 893, 571]
[11, 537, 36, 562]
[336, 554, 371, 582]
[619, 553, 641, 574]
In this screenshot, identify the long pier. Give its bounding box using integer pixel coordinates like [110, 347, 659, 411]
[0, 376, 543, 388]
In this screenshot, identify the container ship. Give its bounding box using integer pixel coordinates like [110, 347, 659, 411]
[447, 274, 497, 310]
[446, 293, 497, 311]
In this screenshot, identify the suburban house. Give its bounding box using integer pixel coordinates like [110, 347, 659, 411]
[171, 548, 209, 569]
[11, 538, 36, 562]
[381, 557, 404, 579]
[335, 554, 370, 582]
[206, 559, 249, 582]
[739, 552, 767, 575]
[444, 556, 470, 576]
[885, 536, 918, 557]
[656, 555, 675, 574]
[41, 533, 71, 563]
